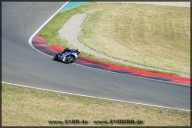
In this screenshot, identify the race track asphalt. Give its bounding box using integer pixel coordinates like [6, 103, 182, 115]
[2, 2, 190, 110]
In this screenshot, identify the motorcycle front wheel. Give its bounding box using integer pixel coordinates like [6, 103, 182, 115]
[64, 55, 75, 64]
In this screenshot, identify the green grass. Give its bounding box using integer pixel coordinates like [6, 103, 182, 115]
[2, 83, 190, 126]
[38, 2, 190, 75]
[38, 3, 92, 48]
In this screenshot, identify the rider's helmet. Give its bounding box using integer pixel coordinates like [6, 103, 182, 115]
[63, 48, 69, 53]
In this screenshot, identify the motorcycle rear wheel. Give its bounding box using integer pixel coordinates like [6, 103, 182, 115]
[53, 54, 58, 61]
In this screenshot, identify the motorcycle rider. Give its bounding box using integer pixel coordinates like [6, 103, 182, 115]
[61, 48, 71, 54]
[54, 48, 80, 63]
[61, 48, 80, 55]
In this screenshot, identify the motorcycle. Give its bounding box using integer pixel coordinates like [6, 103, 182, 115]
[53, 48, 80, 64]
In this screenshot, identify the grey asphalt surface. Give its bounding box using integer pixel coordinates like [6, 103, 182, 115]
[2, 2, 190, 110]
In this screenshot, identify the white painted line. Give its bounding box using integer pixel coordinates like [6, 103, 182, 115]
[2, 81, 190, 111]
[28, 1, 69, 58]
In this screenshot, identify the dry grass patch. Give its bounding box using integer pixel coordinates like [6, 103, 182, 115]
[2, 83, 190, 126]
[79, 3, 190, 74]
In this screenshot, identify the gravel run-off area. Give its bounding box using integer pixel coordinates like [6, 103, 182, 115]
[58, 2, 190, 77]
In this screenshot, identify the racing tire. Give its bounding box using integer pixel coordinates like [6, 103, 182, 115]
[70, 56, 76, 63]
[64, 55, 75, 64]
[53, 54, 58, 61]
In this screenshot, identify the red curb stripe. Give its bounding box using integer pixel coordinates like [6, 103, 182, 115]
[80, 56, 190, 82]
[32, 36, 191, 86]
[171, 80, 190, 86]
[32, 36, 46, 42]
[79, 57, 190, 86]
[33, 43, 49, 47]
[41, 49, 57, 53]
[79, 57, 191, 85]
[50, 45, 64, 52]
